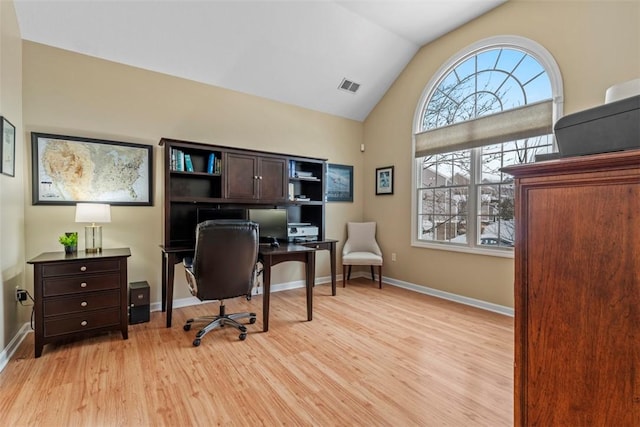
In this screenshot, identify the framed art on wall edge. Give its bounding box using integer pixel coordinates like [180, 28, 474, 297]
[326, 163, 353, 202]
[1, 116, 16, 177]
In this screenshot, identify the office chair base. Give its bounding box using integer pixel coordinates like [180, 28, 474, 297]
[184, 311, 257, 345]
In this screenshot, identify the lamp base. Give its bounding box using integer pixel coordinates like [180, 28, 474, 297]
[85, 225, 103, 253]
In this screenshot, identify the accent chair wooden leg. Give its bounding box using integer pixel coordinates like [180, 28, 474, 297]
[342, 265, 347, 287]
[347, 265, 352, 280]
[370, 265, 375, 281]
[378, 266, 382, 289]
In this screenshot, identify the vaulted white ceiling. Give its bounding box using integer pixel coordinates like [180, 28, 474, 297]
[14, 0, 506, 121]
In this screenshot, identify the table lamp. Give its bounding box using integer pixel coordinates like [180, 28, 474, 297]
[75, 203, 111, 253]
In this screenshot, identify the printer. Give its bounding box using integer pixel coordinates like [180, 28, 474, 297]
[554, 79, 640, 158]
[287, 223, 319, 242]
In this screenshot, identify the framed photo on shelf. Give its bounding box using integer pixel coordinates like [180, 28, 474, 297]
[31, 132, 153, 205]
[326, 163, 353, 202]
[375, 165, 394, 195]
[1, 116, 16, 177]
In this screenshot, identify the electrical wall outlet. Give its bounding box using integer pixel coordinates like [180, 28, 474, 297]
[15, 289, 28, 302]
[391, 253, 397, 262]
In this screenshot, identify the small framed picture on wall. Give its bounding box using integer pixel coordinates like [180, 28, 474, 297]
[375, 166, 394, 195]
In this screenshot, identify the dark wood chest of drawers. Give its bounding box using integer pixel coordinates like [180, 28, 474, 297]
[28, 248, 131, 358]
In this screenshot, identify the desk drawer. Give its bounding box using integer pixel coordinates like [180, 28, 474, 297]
[44, 290, 120, 317]
[42, 259, 121, 277]
[44, 308, 120, 337]
[301, 241, 332, 251]
[43, 273, 120, 297]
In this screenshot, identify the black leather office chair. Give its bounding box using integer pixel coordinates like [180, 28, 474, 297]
[183, 220, 259, 346]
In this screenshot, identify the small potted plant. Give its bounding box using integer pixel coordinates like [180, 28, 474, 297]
[58, 232, 78, 254]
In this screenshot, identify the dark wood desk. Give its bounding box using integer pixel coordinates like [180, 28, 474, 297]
[159, 240, 337, 330]
[258, 243, 315, 331]
[299, 240, 337, 296]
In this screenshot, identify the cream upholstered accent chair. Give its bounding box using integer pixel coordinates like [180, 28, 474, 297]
[342, 222, 383, 289]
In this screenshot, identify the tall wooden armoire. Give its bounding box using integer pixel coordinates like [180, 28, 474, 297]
[503, 150, 639, 426]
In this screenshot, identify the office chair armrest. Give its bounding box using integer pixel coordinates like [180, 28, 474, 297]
[183, 257, 198, 296]
[183, 257, 193, 269]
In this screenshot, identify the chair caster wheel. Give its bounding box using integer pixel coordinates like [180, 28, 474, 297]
[249, 317, 256, 324]
[183, 324, 191, 331]
[193, 338, 201, 347]
[239, 333, 247, 341]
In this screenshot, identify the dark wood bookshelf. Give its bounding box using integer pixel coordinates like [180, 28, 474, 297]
[159, 138, 327, 248]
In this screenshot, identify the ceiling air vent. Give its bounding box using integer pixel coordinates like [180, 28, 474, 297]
[338, 78, 360, 94]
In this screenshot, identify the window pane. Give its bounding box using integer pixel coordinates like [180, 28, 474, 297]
[478, 183, 515, 247]
[513, 54, 545, 85]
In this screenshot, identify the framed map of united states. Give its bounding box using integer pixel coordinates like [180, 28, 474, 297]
[32, 133, 153, 206]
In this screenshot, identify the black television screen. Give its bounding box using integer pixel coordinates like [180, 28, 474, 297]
[196, 208, 246, 225]
[248, 208, 288, 242]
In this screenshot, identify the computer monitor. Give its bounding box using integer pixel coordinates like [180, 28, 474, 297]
[248, 208, 288, 243]
[196, 207, 246, 225]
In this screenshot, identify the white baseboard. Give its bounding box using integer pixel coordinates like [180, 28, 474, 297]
[381, 275, 514, 317]
[0, 322, 32, 372]
[2, 272, 512, 373]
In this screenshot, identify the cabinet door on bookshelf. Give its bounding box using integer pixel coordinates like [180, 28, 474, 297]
[225, 152, 287, 202]
[226, 152, 258, 199]
[259, 157, 287, 201]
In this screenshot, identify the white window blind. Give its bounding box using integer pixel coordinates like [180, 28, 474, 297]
[414, 100, 552, 157]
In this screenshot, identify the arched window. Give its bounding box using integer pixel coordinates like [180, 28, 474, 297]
[412, 36, 563, 255]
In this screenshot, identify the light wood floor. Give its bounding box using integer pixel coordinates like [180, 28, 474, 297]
[0, 278, 514, 426]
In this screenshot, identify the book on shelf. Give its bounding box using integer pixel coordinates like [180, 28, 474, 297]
[173, 149, 185, 171]
[288, 183, 295, 201]
[214, 158, 222, 174]
[295, 171, 314, 178]
[207, 153, 216, 174]
[184, 154, 194, 172]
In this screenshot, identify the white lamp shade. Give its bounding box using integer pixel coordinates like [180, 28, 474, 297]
[75, 203, 111, 223]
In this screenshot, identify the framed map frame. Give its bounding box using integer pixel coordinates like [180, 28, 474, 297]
[31, 133, 153, 206]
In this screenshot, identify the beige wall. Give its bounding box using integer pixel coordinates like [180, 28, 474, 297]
[363, 0, 640, 307]
[22, 42, 364, 304]
[1, 0, 26, 349]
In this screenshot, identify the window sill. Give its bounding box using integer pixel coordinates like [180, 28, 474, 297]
[411, 240, 514, 259]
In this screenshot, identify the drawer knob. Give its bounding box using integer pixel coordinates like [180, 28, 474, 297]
[80, 301, 88, 307]
[80, 266, 87, 272]
[80, 320, 88, 326]
[137, 294, 144, 300]
[80, 282, 87, 288]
